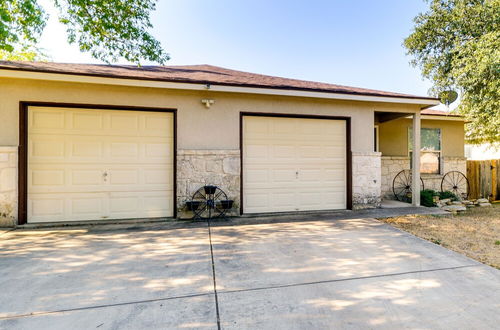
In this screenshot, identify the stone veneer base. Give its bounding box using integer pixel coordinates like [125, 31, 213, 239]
[0, 146, 18, 227]
[381, 156, 467, 200]
[352, 151, 382, 209]
[177, 149, 240, 219]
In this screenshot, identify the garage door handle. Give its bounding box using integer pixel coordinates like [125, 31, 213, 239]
[103, 171, 108, 182]
[296, 171, 299, 179]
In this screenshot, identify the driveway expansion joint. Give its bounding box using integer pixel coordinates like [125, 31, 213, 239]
[207, 219, 222, 330]
[216, 264, 481, 295]
[0, 292, 214, 321]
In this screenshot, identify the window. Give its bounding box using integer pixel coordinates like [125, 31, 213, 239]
[409, 128, 441, 174]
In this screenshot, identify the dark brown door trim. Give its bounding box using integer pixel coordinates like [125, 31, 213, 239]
[239, 112, 353, 215]
[18, 101, 178, 225]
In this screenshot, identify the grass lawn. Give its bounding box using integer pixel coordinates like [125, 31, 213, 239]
[381, 202, 500, 269]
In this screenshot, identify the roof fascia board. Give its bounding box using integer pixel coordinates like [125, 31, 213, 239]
[0, 69, 440, 106]
[406, 114, 465, 121]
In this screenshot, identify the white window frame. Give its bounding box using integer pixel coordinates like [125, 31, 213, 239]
[408, 127, 442, 175]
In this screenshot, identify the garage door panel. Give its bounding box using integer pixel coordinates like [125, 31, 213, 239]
[30, 109, 65, 130]
[244, 192, 270, 212]
[71, 169, 103, 186]
[30, 196, 65, 218]
[71, 141, 104, 158]
[144, 168, 172, 185]
[29, 192, 108, 222]
[271, 192, 297, 209]
[110, 142, 139, 157]
[108, 189, 173, 214]
[245, 145, 269, 161]
[139, 191, 173, 218]
[244, 117, 270, 135]
[297, 169, 322, 183]
[244, 168, 269, 185]
[298, 146, 325, 158]
[324, 146, 346, 158]
[145, 143, 172, 159]
[243, 116, 346, 213]
[273, 120, 297, 134]
[109, 195, 139, 214]
[28, 107, 174, 222]
[272, 169, 296, 183]
[31, 169, 65, 186]
[71, 195, 107, 217]
[109, 113, 139, 131]
[297, 191, 323, 208]
[72, 112, 104, 130]
[30, 138, 65, 159]
[144, 115, 173, 137]
[108, 169, 139, 185]
[273, 145, 296, 159]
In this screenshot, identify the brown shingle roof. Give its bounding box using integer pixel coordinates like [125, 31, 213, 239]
[0, 61, 438, 101]
[421, 109, 462, 117]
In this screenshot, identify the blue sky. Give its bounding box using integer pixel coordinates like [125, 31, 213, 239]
[38, 0, 434, 97]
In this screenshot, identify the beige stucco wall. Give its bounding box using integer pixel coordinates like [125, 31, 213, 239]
[378, 117, 465, 157]
[0, 77, 422, 151]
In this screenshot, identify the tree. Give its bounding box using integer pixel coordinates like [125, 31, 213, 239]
[0, 45, 48, 61]
[405, 0, 500, 144]
[0, 0, 169, 64]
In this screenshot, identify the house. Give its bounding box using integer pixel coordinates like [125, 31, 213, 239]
[465, 143, 500, 160]
[377, 109, 466, 199]
[0, 61, 465, 225]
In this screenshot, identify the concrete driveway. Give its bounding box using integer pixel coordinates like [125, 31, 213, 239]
[0, 218, 499, 329]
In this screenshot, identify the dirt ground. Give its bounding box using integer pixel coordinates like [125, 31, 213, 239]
[381, 203, 500, 269]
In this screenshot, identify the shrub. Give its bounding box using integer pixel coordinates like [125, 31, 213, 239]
[439, 191, 458, 201]
[420, 189, 437, 207]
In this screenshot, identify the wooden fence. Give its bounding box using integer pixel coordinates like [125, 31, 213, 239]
[467, 159, 500, 200]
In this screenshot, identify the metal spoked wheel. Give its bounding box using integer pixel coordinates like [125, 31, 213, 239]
[191, 185, 229, 219]
[441, 171, 469, 200]
[392, 170, 425, 202]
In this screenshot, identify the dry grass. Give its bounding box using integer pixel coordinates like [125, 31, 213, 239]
[381, 203, 500, 269]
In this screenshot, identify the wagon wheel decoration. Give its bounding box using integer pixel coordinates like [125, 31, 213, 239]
[191, 185, 229, 219]
[392, 170, 425, 202]
[441, 171, 469, 200]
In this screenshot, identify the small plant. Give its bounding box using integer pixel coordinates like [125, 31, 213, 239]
[495, 240, 500, 246]
[439, 191, 458, 201]
[420, 189, 438, 207]
[430, 238, 442, 245]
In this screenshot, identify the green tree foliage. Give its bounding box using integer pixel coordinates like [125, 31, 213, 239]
[0, 0, 168, 64]
[405, 0, 500, 144]
[0, 44, 48, 61]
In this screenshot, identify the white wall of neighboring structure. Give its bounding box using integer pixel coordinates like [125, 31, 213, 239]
[465, 144, 500, 160]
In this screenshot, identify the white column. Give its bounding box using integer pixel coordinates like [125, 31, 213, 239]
[412, 112, 421, 206]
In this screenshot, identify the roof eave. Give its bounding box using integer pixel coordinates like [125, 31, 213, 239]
[408, 114, 465, 121]
[0, 68, 440, 107]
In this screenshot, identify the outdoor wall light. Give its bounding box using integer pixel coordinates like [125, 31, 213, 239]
[201, 99, 215, 109]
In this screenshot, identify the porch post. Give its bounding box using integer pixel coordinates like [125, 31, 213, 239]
[412, 112, 421, 206]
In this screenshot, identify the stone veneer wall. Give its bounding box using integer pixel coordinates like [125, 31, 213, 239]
[0, 147, 17, 227]
[381, 156, 411, 199]
[177, 150, 240, 218]
[352, 151, 382, 209]
[381, 156, 467, 199]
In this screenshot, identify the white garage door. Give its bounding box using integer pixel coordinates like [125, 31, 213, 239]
[243, 116, 346, 213]
[28, 107, 174, 223]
